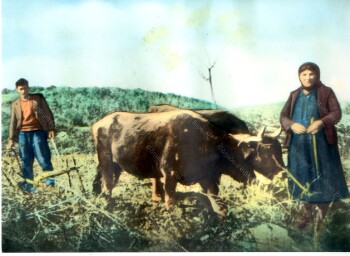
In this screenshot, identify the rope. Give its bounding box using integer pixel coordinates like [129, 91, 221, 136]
[282, 168, 313, 197]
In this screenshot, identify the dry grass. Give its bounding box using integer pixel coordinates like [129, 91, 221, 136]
[2, 151, 350, 252]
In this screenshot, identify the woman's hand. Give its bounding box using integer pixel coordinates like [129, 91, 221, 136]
[307, 120, 323, 134]
[291, 122, 306, 134]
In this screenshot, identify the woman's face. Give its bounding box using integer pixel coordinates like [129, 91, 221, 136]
[299, 69, 317, 87]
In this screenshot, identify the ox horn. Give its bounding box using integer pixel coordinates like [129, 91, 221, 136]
[267, 126, 282, 138]
[231, 134, 262, 146]
[257, 126, 266, 138]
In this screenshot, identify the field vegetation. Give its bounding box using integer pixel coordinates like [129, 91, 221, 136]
[2, 87, 350, 252]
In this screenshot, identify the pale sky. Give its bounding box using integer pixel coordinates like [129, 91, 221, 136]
[2, 0, 350, 108]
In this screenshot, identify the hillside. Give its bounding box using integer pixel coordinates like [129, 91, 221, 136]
[1, 86, 218, 153]
[2, 86, 349, 159]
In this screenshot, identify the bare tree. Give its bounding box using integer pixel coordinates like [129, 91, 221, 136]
[199, 62, 217, 106]
[197, 43, 228, 108]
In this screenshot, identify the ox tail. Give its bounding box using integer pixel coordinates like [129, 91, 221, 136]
[92, 124, 102, 194]
[92, 126, 118, 196]
[92, 168, 102, 195]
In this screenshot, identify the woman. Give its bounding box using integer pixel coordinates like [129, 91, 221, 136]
[280, 62, 349, 229]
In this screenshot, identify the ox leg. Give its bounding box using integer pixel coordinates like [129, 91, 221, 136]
[95, 162, 115, 197]
[200, 179, 227, 217]
[101, 161, 122, 195]
[151, 178, 163, 202]
[94, 147, 120, 197]
[92, 167, 102, 195]
[93, 128, 117, 197]
[163, 173, 177, 210]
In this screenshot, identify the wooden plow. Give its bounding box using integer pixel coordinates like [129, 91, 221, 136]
[3, 148, 86, 194]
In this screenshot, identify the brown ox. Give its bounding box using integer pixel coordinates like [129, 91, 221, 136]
[92, 109, 284, 216]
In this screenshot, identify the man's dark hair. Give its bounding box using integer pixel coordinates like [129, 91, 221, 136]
[15, 78, 29, 88]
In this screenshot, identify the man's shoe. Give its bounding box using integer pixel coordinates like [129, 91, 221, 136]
[18, 181, 35, 194]
[44, 177, 55, 187]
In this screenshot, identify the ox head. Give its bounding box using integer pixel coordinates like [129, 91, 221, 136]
[231, 127, 285, 180]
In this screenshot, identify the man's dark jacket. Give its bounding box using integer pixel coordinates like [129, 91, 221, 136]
[9, 93, 55, 142]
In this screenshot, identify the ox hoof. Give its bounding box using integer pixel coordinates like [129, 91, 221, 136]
[101, 192, 112, 200]
[215, 209, 227, 219]
[213, 205, 228, 218]
[152, 193, 162, 202]
[216, 209, 227, 219]
[165, 200, 175, 211]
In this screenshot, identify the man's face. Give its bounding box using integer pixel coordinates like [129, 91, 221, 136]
[299, 70, 317, 87]
[16, 85, 29, 99]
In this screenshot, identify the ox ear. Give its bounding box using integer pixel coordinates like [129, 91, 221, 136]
[257, 126, 266, 138]
[266, 126, 282, 139]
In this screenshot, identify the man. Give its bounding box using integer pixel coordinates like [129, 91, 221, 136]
[7, 78, 56, 193]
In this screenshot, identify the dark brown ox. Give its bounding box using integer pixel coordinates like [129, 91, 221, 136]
[149, 104, 249, 134]
[92, 110, 284, 216]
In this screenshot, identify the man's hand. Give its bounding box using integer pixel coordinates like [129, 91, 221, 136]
[48, 131, 55, 139]
[6, 140, 15, 150]
[307, 120, 323, 134]
[291, 122, 307, 134]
